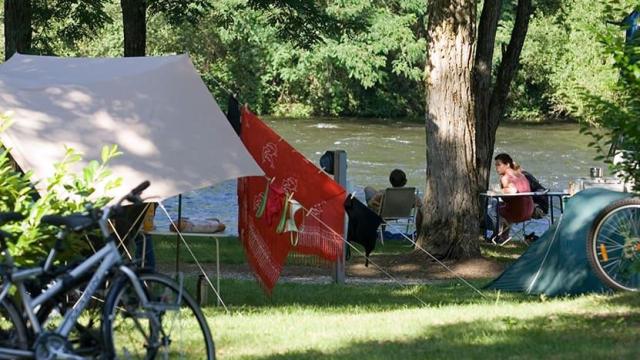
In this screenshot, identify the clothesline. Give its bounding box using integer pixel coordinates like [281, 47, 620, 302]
[294, 199, 489, 301]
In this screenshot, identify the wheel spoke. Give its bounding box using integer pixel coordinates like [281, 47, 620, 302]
[596, 238, 625, 250]
[106, 273, 214, 359]
[589, 202, 640, 292]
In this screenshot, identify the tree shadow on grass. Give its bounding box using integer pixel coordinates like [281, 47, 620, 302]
[250, 309, 640, 359]
[479, 242, 528, 264]
[594, 291, 640, 307]
[208, 279, 539, 311]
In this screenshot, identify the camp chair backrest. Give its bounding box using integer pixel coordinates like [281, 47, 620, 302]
[378, 187, 416, 219]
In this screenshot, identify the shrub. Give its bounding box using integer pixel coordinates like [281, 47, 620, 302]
[581, 6, 640, 190]
[0, 115, 122, 265]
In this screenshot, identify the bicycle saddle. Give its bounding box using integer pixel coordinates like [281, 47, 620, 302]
[41, 213, 95, 232]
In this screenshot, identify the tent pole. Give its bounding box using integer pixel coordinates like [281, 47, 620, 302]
[176, 194, 182, 274]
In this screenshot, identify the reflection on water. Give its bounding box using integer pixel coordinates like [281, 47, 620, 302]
[155, 119, 603, 234]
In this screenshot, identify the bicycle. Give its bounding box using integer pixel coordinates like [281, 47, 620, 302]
[586, 197, 640, 292]
[0, 181, 215, 359]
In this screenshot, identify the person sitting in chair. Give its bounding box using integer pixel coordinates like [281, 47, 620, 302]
[493, 153, 534, 242]
[364, 169, 424, 236]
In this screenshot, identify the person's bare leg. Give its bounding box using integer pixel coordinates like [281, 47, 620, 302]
[499, 218, 512, 241]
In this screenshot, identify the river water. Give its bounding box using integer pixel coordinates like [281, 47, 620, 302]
[155, 119, 603, 234]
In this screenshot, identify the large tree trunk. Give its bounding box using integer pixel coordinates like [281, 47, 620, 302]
[419, 0, 481, 259]
[121, 0, 147, 57]
[4, 0, 32, 60]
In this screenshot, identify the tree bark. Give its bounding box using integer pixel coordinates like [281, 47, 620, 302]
[473, 0, 502, 192]
[121, 0, 147, 57]
[4, 0, 32, 60]
[419, 0, 481, 259]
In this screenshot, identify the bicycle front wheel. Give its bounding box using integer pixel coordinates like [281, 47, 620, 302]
[102, 272, 215, 359]
[0, 298, 29, 355]
[587, 198, 640, 291]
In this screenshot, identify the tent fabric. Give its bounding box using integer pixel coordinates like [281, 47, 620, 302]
[487, 188, 632, 296]
[238, 108, 345, 291]
[0, 53, 263, 201]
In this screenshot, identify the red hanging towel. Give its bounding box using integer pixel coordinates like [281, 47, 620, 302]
[238, 108, 346, 292]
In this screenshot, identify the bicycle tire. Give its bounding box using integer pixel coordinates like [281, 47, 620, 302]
[0, 298, 29, 357]
[102, 272, 215, 359]
[587, 198, 640, 291]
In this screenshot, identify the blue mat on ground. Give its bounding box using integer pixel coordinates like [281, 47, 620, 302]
[381, 230, 414, 241]
[486, 188, 632, 296]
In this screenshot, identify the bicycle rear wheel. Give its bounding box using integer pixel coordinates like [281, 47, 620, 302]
[0, 298, 29, 356]
[587, 198, 640, 291]
[103, 272, 215, 359]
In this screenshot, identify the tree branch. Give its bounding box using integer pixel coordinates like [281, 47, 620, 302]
[473, 0, 501, 189]
[488, 0, 533, 130]
[473, 0, 502, 109]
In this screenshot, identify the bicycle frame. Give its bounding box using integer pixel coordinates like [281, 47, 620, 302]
[0, 207, 154, 358]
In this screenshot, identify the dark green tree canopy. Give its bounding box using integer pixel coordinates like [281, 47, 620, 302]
[31, 0, 112, 54]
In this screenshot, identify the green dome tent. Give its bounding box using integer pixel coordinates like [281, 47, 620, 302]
[487, 188, 633, 296]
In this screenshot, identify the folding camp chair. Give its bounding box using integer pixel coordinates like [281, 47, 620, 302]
[490, 204, 552, 246]
[377, 187, 418, 245]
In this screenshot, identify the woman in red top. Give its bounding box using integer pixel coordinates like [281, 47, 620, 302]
[494, 153, 534, 241]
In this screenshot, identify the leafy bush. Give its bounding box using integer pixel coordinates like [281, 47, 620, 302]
[581, 6, 640, 190]
[0, 116, 122, 265]
[505, 0, 637, 122]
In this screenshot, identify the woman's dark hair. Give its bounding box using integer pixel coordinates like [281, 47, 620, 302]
[494, 153, 520, 170]
[389, 169, 407, 187]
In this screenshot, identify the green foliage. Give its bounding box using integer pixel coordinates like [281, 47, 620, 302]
[507, 0, 637, 122]
[148, 0, 212, 26]
[580, 3, 640, 190]
[12, 0, 640, 122]
[68, 0, 426, 118]
[246, 0, 337, 48]
[0, 117, 123, 265]
[0, 120, 35, 215]
[30, 0, 112, 55]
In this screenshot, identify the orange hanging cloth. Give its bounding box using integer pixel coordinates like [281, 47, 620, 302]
[238, 108, 346, 292]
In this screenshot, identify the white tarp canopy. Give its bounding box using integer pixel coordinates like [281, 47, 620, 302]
[0, 53, 263, 201]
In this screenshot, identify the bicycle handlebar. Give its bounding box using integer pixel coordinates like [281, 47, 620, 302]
[128, 180, 150, 200]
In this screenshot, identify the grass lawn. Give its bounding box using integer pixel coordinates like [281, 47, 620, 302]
[202, 280, 640, 359]
[150, 236, 640, 359]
